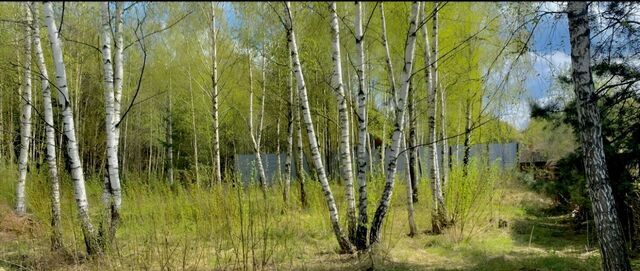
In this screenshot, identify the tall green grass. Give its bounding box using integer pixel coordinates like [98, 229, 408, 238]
[0, 159, 525, 270]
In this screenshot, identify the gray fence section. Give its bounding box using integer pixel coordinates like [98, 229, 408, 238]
[234, 142, 519, 183]
[234, 153, 309, 184]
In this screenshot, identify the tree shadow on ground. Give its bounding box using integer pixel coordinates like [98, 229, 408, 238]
[509, 202, 598, 252]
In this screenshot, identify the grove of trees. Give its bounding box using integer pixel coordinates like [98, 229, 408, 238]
[0, 2, 638, 270]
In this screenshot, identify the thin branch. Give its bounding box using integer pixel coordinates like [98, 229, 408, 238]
[123, 10, 193, 51]
[58, 2, 65, 35]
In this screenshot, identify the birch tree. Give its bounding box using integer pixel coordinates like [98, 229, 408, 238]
[211, 2, 221, 185]
[369, 1, 420, 246]
[44, 1, 100, 254]
[295, 65, 307, 207]
[283, 1, 354, 253]
[113, 2, 123, 151]
[380, 1, 395, 179]
[100, 1, 122, 241]
[247, 54, 268, 190]
[15, 2, 32, 217]
[434, 2, 449, 193]
[353, 1, 369, 250]
[283, 49, 294, 203]
[426, 2, 447, 233]
[31, 2, 62, 249]
[329, 2, 356, 243]
[567, 2, 631, 270]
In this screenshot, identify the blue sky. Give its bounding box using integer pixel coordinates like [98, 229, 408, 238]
[499, 3, 573, 131]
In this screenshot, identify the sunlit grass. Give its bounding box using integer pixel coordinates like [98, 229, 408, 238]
[0, 161, 617, 270]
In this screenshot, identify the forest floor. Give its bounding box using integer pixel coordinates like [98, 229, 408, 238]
[0, 167, 639, 270]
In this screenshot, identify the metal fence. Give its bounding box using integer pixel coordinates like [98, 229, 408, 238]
[234, 142, 519, 184]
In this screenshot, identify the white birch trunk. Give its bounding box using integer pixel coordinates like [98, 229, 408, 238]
[258, 55, 267, 188]
[113, 3, 123, 150]
[380, 2, 395, 175]
[567, 3, 631, 270]
[329, 2, 357, 243]
[44, 1, 99, 254]
[16, 2, 32, 217]
[295, 63, 307, 207]
[211, 3, 221, 185]
[353, 2, 369, 249]
[369, 1, 420, 246]
[31, 2, 62, 248]
[283, 47, 294, 204]
[248, 54, 268, 190]
[426, 2, 447, 233]
[284, 2, 354, 252]
[100, 2, 122, 239]
[423, 3, 440, 187]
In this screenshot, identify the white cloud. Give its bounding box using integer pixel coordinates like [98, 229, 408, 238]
[498, 99, 531, 131]
[539, 2, 566, 13]
[530, 50, 571, 76]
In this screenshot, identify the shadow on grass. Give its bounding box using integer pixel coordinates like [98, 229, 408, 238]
[296, 253, 600, 271]
[466, 253, 600, 271]
[509, 203, 597, 251]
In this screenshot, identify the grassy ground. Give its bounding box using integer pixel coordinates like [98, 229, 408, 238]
[0, 163, 638, 270]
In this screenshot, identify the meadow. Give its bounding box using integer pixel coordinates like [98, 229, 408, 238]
[0, 161, 622, 270]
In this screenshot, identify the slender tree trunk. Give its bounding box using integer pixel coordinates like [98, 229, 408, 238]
[462, 98, 472, 176]
[284, 2, 354, 253]
[434, 2, 449, 192]
[567, 3, 631, 270]
[100, 1, 122, 242]
[122, 115, 128, 177]
[408, 79, 419, 204]
[422, 2, 439, 185]
[403, 134, 417, 237]
[283, 50, 294, 204]
[439, 81, 449, 191]
[31, 2, 62, 249]
[329, 2, 357, 244]
[275, 116, 282, 182]
[427, 2, 447, 234]
[380, 3, 395, 175]
[113, 3, 123, 155]
[44, 1, 100, 254]
[248, 54, 268, 190]
[166, 81, 174, 185]
[16, 2, 32, 217]
[369, 1, 420, 246]
[187, 69, 200, 186]
[11, 36, 20, 166]
[148, 126, 153, 180]
[211, 3, 221, 185]
[30, 91, 36, 164]
[353, 2, 370, 250]
[295, 73, 307, 208]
